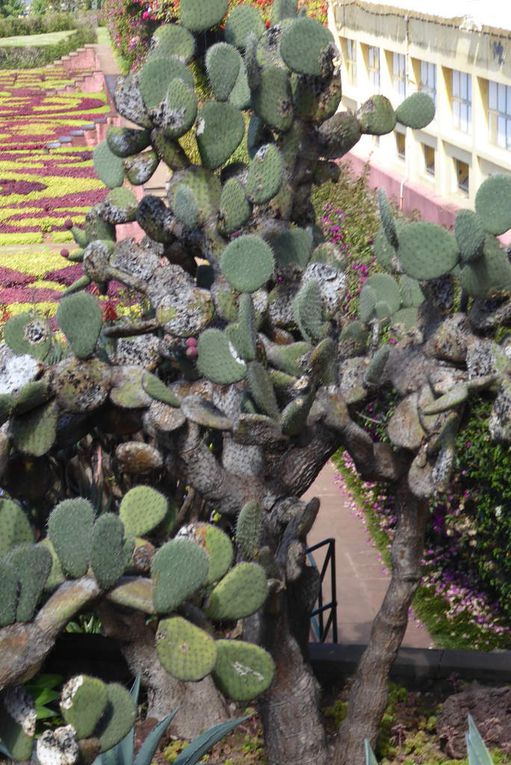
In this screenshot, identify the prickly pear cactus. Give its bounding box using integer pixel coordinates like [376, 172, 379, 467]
[0, 1, 510, 762]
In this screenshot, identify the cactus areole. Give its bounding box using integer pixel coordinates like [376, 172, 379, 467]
[0, 1, 510, 764]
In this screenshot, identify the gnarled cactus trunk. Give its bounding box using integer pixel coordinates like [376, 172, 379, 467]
[335, 482, 428, 765]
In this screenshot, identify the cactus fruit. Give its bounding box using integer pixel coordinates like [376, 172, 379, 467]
[455, 209, 486, 263]
[357, 96, 396, 136]
[48, 498, 95, 578]
[0, 559, 17, 627]
[197, 328, 247, 384]
[106, 127, 151, 158]
[0, 686, 36, 761]
[293, 280, 325, 342]
[207, 562, 268, 621]
[156, 617, 218, 681]
[246, 144, 284, 204]
[91, 513, 134, 590]
[0, 497, 34, 555]
[93, 141, 125, 189]
[196, 101, 245, 170]
[206, 43, 243, 102]
[11, 401, 58, 458]
[4, 544, 51, 622]
[4, 313, 51, 361]
[60, 676, 108, 739]
[395, 91, 435, 129]
[220, 235, 275, 293]
[220, 178, 251, 234]
[225, 5, 265, 49]
[247, 361, 280, 419]
[151, 538, 209, 613]
[475, 174, 511, 236]
[213, 640, 274, 701]
[236, 500, 263, 560]
[150, 23, 196, 63]
[94, 683, 136, 753]
[180, 0, 228, 32]
[56, 293, 103, 359]
[280, 17, 334, 77]
[397, 221, 459, 281]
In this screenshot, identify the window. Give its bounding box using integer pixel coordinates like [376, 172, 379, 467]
[489, 81, 511, 150]
[452, 71, 472, 133]
[419, 62, 437, 107]
[393, 53, 406, 98]
[367, 46, 380, 90]
[455, 159, 469, 193]
[343, 38, 357, 84]
[423, 144, 435, 175]
[395, 131, 406, 159]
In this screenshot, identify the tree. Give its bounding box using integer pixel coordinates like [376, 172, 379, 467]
[0, 0, 24, 17]
[1, 0, 511, 763]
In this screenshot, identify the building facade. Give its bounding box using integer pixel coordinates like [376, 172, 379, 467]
[328, 0, 511, 229]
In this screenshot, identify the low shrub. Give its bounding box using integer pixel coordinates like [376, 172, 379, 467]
[0, 10, 96, 37]
[0, 25, 96, 67]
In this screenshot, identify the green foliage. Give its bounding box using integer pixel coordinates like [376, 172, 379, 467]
[0, 22, 95, 67]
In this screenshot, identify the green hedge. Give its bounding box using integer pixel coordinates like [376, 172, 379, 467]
[0, 11, 96, 37]
[0, 25, 96, 67]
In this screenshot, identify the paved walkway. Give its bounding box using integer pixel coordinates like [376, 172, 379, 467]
[304, 462, 432, 648]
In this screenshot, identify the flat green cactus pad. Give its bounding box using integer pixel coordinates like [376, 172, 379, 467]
[225, 5, 265, 49]
[106, 126, 151, 158]
[271, 0, 297, 22]
[294, 279, 325, 342]
[253, 67, 294, 132]
[235, 500, 263, 560]
[246, 144, 284, 204]
[395, 91, 435, 129]
[138, 56, 194, 110]
[56, 292, 102, 360]
[247, 361, 280, 419]
[475, 174, 511, 235]
[180, 0, 228, 32]
[197, 328, 247, 384]
[280, 17, 334, 76]
[397, 221, 459, 280]
[268, 226, 312, 270]
[151, 538, 209, 613]
[0, 498, 33, 555]
[93, 140, 125, 189]
[150, 23, 196, 62]
[206, 43, 242, 101]
[60, 676, 109, 739]
[159, 78, 198, 139]
[220, 178, 251, 234]
[455, 209, 485, 263]
[357, 95, 396, 136]
[4, 313, 51, 361]
[48, 498, 95, 578]
[0, 559, 17, 627]
[459, 234, 511, 296]
[142, 371, 181, 407]
[213, 640, 275, 700]
[5, 543, 52, 622]
[120, 486, 169, 537]
[206, 562, 268, 621]
[91, 513, 134, 590]
[95, 683, 136, 753]
[11, 400, 58, 457]
[157, 616, 218, 681]
[399, 275, 425, 308]
[221, 234, 275, 293]
[125, 150, 160, 186]
[197, 101, 245, 170]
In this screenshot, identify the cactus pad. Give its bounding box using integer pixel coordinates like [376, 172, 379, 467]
[156, 616, 218, 681]
[221, 234, 275, 293]
[4, 313, 51, 361]
[56, 293, 103, 360]
[48, 498, 95, 578]
[206, 43, 242, 101]
[225, 5, 265, 49]
[397, 221, 459, 280]
[124, 150, 159, 185]
[180, 0, 228, 31]
[178, 522, 234, 583]
[197, 329, 247, 384]
[156, 79, 198, 138]
[60, 676, 109, 739]
[459, 234, 511, 297]
[5, 543, 52, 622]
[11, 401, 58, 457]
[293, 279, 325, 342]
[91, 513, 134, 590]
[151, 538, 209, 613]
[268, 227, 312, 270]
[213, 640, 274, 700]
[253, 67, 293, 132]
[103, 187, 138, 224]
[0, 498, 34, 555]
[280, 18, 334, 76]
[475, 174, 511, 235]
[395, 91, 435, 129]
[0, 560, 18, 627]
[455, 209, 485, 263]
[0, 686, 36, 761]
[247, 361, 280, 419]
[93, 141, 125, 189]
[120, 486, 169, 537]
[220, 178, 251, 233]
[138, 56, 194, 110]
[94, 683, 136, 753]
[246, 144, 284, 204]
[142, 372, 181, 407]
[106, 127, 151, 158]
[151, 23, 196, 62]
[235, 500, 263, 560]
[207, 562, 268, 621]
[197, 101, 244, 170]
[357, 96, 396, 135]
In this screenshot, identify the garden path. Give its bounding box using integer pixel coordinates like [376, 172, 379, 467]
[305, 461, 432, 648]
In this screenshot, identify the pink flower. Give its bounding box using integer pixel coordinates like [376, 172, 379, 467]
[142, 10, 150, 19]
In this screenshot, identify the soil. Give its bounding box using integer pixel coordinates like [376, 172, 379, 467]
[136, 679, 511, 765]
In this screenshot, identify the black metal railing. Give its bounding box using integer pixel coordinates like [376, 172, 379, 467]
[306, 538, 338, 644]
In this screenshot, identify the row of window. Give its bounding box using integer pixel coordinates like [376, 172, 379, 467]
[394, 133, 469, 193]
[341, 40, 511, 150]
